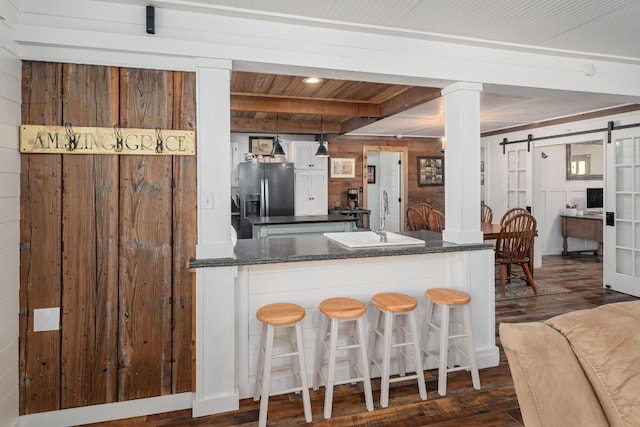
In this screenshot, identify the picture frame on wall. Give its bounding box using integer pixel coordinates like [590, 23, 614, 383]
[249, 136, 275, 155]
[330, 158, 356, 178]
[417, 156, 444, 186]
[367, 165, 376, 184]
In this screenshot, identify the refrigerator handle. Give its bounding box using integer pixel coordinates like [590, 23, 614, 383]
[264, 179, 270, 215]
[260, 178, 266, 216]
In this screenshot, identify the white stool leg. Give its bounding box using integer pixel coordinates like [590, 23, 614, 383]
[356, 316, 374, 412]
[420, 299, 434, 355]
[396, 313, 407, 377]
[407, 311, 427, 401]
[254, 322, 267, 401]
[379, 310, 394, 408]
[462, 304, 481, 390]
[258, 324, 275, 427]
[313, 314, 329, 390]
[294, 322, 312, 423]
[323, 317, 339, 419]
[437, 304, 450, 396]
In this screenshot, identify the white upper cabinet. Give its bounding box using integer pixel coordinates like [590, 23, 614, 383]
[289, 141, 328, 170]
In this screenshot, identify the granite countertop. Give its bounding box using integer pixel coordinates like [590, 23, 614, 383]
[248, 214, 356, 225]
[189, 231, 493, 268]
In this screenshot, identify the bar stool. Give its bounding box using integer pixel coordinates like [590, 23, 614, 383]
[313, 297, 374, 419]
[254, 303, 312, 427]
[421, 288, 481, 396]
[369, 292, 427, 408]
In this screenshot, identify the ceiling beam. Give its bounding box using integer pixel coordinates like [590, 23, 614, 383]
[339, 117, 380, 134]
[231, 95, 381, 117]
[231, 117, 341, 134]
[379, 87, 442, 117]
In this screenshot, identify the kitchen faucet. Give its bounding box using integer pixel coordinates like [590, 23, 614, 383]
[375, 190, 390, 242]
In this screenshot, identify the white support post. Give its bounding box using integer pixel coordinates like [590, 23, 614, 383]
[441, 82, 484, 244]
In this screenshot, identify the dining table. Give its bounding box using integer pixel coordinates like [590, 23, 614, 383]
[481, 222, 536, 278]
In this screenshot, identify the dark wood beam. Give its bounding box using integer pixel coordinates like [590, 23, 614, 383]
[379, 87, 441, 117]
[231, 94, 381, 117]
[231, 117, 341, 134]
[339, 117, 380, 134]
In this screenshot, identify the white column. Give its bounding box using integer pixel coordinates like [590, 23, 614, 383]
[193, 59, 240, 416]
[196, 59, 234, 259]
[441, 82, 484, 244]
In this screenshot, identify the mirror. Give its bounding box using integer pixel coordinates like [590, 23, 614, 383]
[566, 140, 603, 180]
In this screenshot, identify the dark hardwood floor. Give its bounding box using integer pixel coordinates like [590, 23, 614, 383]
[83, 255, 637, 427]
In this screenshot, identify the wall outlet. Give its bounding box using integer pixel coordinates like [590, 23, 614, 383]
[33, 307, 60, 332]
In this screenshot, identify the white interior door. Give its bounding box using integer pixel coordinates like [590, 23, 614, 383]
[379, 152, 401, 232]
[605, 128, 640, 297]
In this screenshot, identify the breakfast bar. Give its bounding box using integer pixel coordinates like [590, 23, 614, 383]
[190, 231, 498, 414]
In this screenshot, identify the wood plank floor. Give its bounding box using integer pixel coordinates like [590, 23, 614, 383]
[83, 255, 637, 427]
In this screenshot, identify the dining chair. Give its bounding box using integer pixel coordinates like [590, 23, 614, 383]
[495, 212, 537, 297]
[406, 206, 428, 230]
[481, 204, 493, 224]
[413, 203, 433, 222]
[499, 207, 529, 225]
[427, 209, 445, 232]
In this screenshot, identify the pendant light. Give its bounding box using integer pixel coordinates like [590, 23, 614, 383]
[271, 113, 286, 156]
[315, 116, 329, 157]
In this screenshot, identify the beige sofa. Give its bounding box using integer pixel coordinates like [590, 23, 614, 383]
[499, 300, 640, 427]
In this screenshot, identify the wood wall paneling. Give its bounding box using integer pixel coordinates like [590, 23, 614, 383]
[20, 61, 197, 414]
[60, 64, 120, 408]
[327, 137, 445, 214]
[170, 71, 197, 393]
[20, 61, 63, 414]
[118, 68, 174, 400]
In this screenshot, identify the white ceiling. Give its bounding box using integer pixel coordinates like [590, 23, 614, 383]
[156, 0, 640, 136]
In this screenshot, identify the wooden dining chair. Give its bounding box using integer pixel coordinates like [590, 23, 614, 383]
[427, 209, 445, 232]
[406, 207, 428, 230]
[495, 212, 537, 297]
[499, 207, 529, 225]
[481, 204, 493, 224]
[413, 203, 433, 222]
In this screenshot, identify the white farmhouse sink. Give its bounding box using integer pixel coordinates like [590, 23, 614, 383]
[323, 231, 425, 249]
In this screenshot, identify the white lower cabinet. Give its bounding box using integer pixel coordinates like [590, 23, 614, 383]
[294, 170, 328, 215]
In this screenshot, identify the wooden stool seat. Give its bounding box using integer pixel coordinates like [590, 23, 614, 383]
[425, 288, 471, 306]
[256, 302, 305, 325]
[421, 288, 480, 396]
[371, 292, 417, 312]
[369, 292, 427, 408]
[254, 302, 311, 427]
[314, 297, 373, 419]
[320, 297, 366, 319]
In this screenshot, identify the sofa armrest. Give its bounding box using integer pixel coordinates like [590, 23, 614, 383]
[500, 322, 608, 427]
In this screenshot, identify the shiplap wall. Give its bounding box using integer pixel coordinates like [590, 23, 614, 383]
[0, 0, 21, 426]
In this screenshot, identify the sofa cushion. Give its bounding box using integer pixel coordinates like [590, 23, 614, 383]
[500, 322, 608, 427]
[546, 300, 640, 427]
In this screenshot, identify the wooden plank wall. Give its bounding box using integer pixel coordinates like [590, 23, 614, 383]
[327, 136, 445, 213]
[19, 61, 196, 414]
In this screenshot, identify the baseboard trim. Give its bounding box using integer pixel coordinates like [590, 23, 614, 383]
[192, 390, 239, 417]
[18, 393, 193, 427]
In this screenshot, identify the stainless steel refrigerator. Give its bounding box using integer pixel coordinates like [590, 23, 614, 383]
[238, 162, 295, 238]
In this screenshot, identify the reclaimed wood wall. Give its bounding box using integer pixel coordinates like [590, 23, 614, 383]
[327, 136, 445, 212]
[19, 61, 196, 414]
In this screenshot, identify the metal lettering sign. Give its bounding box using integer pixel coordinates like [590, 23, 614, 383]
[20, 124, 196, 155]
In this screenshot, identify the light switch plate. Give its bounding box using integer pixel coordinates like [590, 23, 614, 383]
[33, 307, 60, 331]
